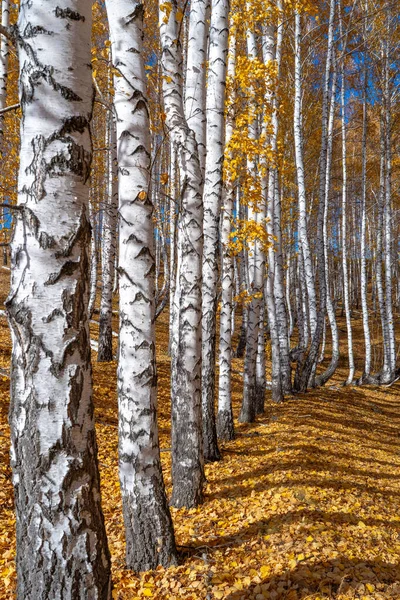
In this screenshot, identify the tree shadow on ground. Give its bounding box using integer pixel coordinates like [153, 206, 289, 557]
[224, 557, 400, 599]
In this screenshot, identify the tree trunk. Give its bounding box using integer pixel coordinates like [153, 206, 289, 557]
[201, 0, 229, 461]
[293, 10, 317, 339]
[240, 14, 263, 423]
[7, 4, 111, 598]
[160, 0, 204, 508]
[106, 0, 177, 569]
[359, 37, 372, 383]
[184, 0, 209, 175]
[339, 1, 354, 385]
[217, 24, 236, 442]
[98, 114, 117, 362]
[88, 188, 98, 320]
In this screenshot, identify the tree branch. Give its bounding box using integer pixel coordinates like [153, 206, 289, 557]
[0, 103, 20, 115]
[0, 24, 15, 44]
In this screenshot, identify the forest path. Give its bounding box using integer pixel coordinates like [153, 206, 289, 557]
[1, 269, 400, 599]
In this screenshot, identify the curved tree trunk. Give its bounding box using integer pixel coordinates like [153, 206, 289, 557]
[7, 4, 111, 598]
[106, 0, 177, 569]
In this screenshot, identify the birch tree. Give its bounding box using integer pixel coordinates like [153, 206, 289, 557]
[217, 22, 236, 442]
[201, 0, 230, 461]
[106, 0, 178, 568]
[184, 0, 209, 174]
[6, 3, 111, 597]
[98, 114, 117, 362]
[339, 0, 354, 385]
[160, 0, 204, 507]
[293, 9, 317, 340]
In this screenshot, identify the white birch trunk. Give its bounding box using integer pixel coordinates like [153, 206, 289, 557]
[160, 0, 204, 507]
[184, 0, 209, 174]
[360, 45, 372, 381]
[201, 0, 229, 461]
[88, 187, 98, 320]
[106, 0, 177, 569]
[240, 15, 263, 423]
[263, 16, 285, 402]
[98, 114, 117, 362]
[293, 10, 317, 338]
[7, 4, 111, 597]
[339, 3, 354, 385]
[295, 0, 333, 391]
[217, 25, 236, 441]
[383, 32, 395, 377]
[0, 0, 9, 153]
[315, 56, 340, 387]
[168, 141, 177, 354]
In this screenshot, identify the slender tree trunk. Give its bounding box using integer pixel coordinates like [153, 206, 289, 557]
[316, 57, 340, 387]
[160, 0, 204, 507]
[184, 0, 209, 174]
[106, 0, 177, 569]
[295, 0, 332, 391]
[293, 10, 317, 338]
[217, 25, 236, 442]
[7, 4, 111, 597]
[88, 188, 98, 320]
[0, 0, 9, 154]
[383, 31, 395, 378]
[168, 141, 177, 355]
[359, 42, 372, 382]
[240, 15, 263, 423]
[339, 2, 354, 385]
[263, 16, 285, 401]
[201, 0, 229, 461]
[98, 115, 117, 362]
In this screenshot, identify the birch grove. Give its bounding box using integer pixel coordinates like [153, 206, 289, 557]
[0, 0, 399, 594]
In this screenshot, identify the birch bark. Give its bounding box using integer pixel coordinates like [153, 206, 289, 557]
[184, 0, 209, 174]
[98, 114, 117, 362]
[217, 24, 236, 441]
[6, 3, 111, 597]
[0, 0, 9, 154]
[106, 0, 177, 568]
[240, 15, 263, 423]
[160, 0, 204, 507]
[293, 10, 317, 338]
[201, 0, 229, 461]
[339, 2, 354, 385]
[359, 45, 372, 382]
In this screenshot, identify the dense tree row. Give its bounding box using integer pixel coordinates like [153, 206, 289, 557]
[0, 0, 398, 597]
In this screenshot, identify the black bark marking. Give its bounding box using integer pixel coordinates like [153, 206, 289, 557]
[55, 7, 85, 22]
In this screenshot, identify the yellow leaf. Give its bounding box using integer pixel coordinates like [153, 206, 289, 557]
[306, 535, 313, 542]
[138, 190, 147, 200]
[366, 583, 375, 592]
[260, 565, 270, 578]
[297, 553, 305, 561]
[358, 521, 367, 529]
[142, 589, 153, 597]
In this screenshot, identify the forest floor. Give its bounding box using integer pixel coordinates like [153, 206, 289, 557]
[0, 267, 400, 599]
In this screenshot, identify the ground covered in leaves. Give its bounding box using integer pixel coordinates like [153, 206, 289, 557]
[0, 267, 400, 599]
